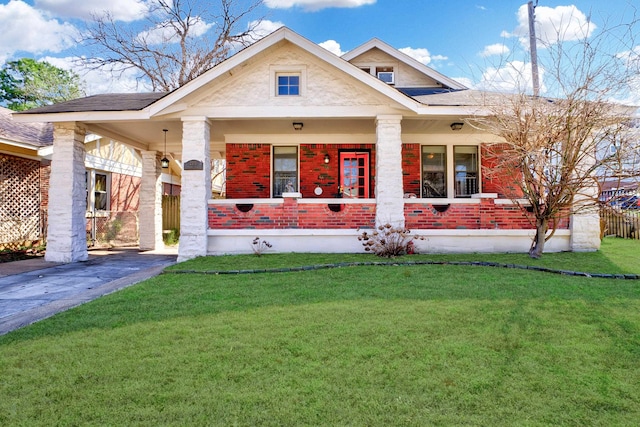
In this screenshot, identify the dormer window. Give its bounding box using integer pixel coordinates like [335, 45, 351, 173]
[376, 66, 394, 84]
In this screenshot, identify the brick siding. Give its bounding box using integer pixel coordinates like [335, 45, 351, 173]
[226, 144, 271, 198]
[209, 199, 376, 229]
[220, 143, 569, 231]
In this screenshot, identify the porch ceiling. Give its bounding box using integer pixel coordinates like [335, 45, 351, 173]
[83, 117, 466, 161]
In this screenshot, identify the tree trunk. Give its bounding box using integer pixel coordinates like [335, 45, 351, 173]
[529, 217, 549, 258]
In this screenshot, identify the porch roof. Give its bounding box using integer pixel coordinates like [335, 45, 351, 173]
[17, 92, 169, 115]
[0, 106, 52, 147]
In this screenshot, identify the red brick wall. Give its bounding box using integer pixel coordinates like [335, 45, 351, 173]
[300, 144, 376, 198]
[110, 173, 141, 212]
[226, 144, 271, 198]
[481, 143, 524, 198]
[163, 183, 181, 196]
[39, 160, 51, 211]
[405, 200, 569, 230]
[402, 144, 421, 196]
[209, 198, 568, 231]
[208, 200, 376, 229]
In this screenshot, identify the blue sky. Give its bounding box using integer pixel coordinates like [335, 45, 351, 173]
[0, 0, 638, 98]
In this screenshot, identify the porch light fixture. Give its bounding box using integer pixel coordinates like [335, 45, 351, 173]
[161, 129, 170, 169]
[293, 122, 303, 131]
[324, 154, 330, 164]
[450, 122, 464, 131]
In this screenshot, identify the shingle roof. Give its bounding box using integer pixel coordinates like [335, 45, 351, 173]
[17, 92, 169, 114]
[0, 107, 53, 147]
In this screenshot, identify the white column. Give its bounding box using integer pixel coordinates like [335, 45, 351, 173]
[178, 117, 211, 262]
[570, 190, 601, 252]
[375, 115, 405, 227]
[139, 150, 163, 251]
[45, 122, 88, 263]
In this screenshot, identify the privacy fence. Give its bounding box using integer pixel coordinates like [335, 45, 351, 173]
[601, 208, 640, 240]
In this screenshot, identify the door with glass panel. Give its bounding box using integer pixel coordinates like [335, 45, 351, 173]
[339, 152, 369, 198]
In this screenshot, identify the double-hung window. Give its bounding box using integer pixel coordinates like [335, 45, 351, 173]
[273, 147, 298, 197]
[422, 146, 447, 198]
[86, 170, 110, 211]
[454, 146, 478, 197]
[421, 145, 479, 198]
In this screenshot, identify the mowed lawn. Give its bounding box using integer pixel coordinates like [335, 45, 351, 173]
[1, 238, 640, 426]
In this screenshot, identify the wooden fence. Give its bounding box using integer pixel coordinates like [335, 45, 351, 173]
[162, 195, 180, 231]
[601, 208, 640, 240]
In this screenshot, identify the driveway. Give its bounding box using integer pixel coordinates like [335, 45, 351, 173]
[0, 248, 176, 335]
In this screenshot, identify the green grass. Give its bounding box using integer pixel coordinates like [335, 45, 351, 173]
[1, 237, 640, 425]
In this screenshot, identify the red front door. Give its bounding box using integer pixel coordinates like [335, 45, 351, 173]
[340, 152, 370, 198]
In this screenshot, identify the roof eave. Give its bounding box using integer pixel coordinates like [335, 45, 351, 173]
[12, 109, 152, 123]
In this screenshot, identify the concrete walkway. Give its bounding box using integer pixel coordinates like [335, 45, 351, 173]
[0, 247, 177, 335]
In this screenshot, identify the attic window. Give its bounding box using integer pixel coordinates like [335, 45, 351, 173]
[277, 73, 300, 96]
[376, 66, 394, 84]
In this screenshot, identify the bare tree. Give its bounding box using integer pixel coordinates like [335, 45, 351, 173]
[472, 19, 640, 258]
[80, 0, 264, 91]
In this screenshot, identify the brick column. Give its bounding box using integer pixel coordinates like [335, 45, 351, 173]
[45, 123, 88, 263]
[139, 151, 163, 250]
[178, 117, 211, 262]
[375, 115, 404, 227]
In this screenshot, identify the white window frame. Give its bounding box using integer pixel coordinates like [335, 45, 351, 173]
[270, 65, 307, 98]
[271, 146, 299, 197]
[357, 64, 396, 85]
[421, 145, 481, 198]
[86, 169, 111, 212]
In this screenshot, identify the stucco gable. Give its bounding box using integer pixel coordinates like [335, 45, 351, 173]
[184, 41, 407, 113]
[343, 38, 466, 90]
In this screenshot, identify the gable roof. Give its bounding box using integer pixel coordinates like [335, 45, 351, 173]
[0, 107, 52, 148]
[342, 38, 467, 91]
[13, 27, 477, 122]
[147, 27, 424, 116]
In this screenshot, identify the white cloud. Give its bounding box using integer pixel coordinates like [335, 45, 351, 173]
[507, 4, 596, 47]
[35, 0, 151, 22]
[476, 60, 545, 94]
[479, 43, 510, 57]
[42, 56, 152, 94]
[0, 1, 77, 61]
[136, 17, 213, 45]
[247, 19, 285, 39]
[399, 47, 430, 65]
[319, 40, 344, 56]
[399, 47, 447, 66]
[264, 0, 375, 12]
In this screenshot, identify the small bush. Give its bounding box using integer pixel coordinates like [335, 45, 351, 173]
[163, 229, 180, 246]
[358, 224, 423, 257]
[252, 237, 273, 256]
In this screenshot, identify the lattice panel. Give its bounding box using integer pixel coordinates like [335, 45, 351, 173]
[0, 154, 41, 244]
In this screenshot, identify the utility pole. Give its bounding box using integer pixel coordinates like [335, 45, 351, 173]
[528, 0, 540, 97]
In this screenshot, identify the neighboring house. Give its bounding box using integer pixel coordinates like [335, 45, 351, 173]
[0, 106, 52, 244]
[14, 27, 600, 263]
[2, 107, 180, 246]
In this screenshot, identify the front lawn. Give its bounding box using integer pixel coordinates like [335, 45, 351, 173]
[1, 238, 639, 425]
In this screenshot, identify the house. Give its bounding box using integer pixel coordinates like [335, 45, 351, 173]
[13, 27, 601, 263]
[1, 106, 180, 247]
[0, 106, 52, 245]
